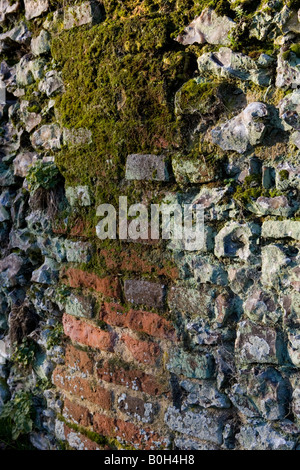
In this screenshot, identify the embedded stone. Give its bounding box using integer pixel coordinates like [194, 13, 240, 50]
[63, 1, 103, 30]
[249, 195, 294, 217]
[262, 220, 300, 241]
[65, 294, 95, 320]
[0, 253, 27, 287]
[38, 70, 64, 97]
[31, 29, 51, 56]
[24, 0, 49, 20]
[198, 48, 273, 87]
[181, 380, 231, 410]
[235, 320, 281, 365]
[0, 0, 20, 23]
[276, 49, 300, 89]
[31, 124, 62, 150]
[165, 406, 227, 445]
[172, 155, 221, 185]
[16, 54, 45, 86]
[0, 21, 31, 53]
[214, 222, 259, 261]
[278, 89, 300, 130]
[287, 330, 300, 367]
[124, 279, 165, 309]
[0, 205, 10, 222]
[167, 350, 215, 379]
[243, 290, 281, 324]
[290, 375, 300, 421]
[211, 102, 268, 154]
[125, 154, 169, 182]
[63, 128, 92, 148]
[250, 4, 291, 41]
[261, 244, 290, 287]
[176, 8, 235, 46]
[64, 241, 92, 264]
[31, 258, 59, 285]
[236, 423, 296, 450]
[13, 152, 39, 178]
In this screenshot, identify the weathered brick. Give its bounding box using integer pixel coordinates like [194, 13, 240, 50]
[93, 413, 169, 449]
[124, 279, 166, 309]
[63, 398, 91, 428]
[125, 154, 169, 182]
[63, 314, 114, 351]
[121, 334, 161, 365]
[65, 344, 94, 375]
[97, 361, 169, 397]
[61, 267, 121, 299]
[100, 302, 176, 340]
[53, 367, 111, 409]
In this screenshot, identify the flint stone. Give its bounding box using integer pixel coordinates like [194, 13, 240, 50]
[198, 48, 273, 87]
[181, 380, 231, 409]
[262, 220, 300, 241]
[13, 152, 39, 177]
[176, 8, 235, 46]
[31, 29, 51, 56]
[167, 350, 215, 379]
[38, 70, 64, 97]
[24, 0, 49, 20]
[235, 320, 281, 365]
[0, 0, 19, 23]
[165, 406, 227, 445]
[31, 258, 59, 285]
[125, 154, 169, 182]
[63, 1, 103, 30]
[278, 89, 300, 130]
[0, 253, 26, 287]
[276, 49, 300, 89]
[236, 422, 296, 450]
[214, 222, 259, 261]
[31, 124, 62, 150]
[248, 195, 294, 217]
[261, 244, 290, 287]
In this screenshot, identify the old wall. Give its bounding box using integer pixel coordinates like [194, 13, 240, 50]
[0, 0, 300, 451]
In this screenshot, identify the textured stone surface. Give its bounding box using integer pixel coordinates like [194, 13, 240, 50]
[235, 321, 281, 365]
[63, 1, 103, 30]
[176, 8, 235, 46]
[211, 102, 268, 154]
[24, 0, 49, 20]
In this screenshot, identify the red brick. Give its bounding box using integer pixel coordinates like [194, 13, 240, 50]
[93, 413, 169, 450]
[100, 302, 176, 341]
[65, 344, 94, 375]
[53, 367, 111, 409]
[61, 267, 121, 299]
[97, 361, 169, 397]
[121, 334, 161, 365]
[63, 424, 103, 450]
[63, 314, 114, 351]
[63, 398, 91, 428]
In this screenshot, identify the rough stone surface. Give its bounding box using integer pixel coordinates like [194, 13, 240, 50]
[24, 0, 49, 21]
[125, 154, 169, 181]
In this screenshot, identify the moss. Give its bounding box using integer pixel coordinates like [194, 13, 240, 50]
[290, 43, 300, 58]
[176, 79, 221, 116]
[279, 170, 290, 181]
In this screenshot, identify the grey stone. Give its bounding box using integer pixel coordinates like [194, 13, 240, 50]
[0, 378, 10, 412]
[236, 422, 296, 450]
[235, 320, 281, 365]
[16, 55, 45, 86]
[248, 195, 294, 217]
[0, 0, 20, 23]
[0, 253, 26, 287]
[13, 152, 39, 177]
[214, 222, 260, 261]
[278, 89, 300, 130]
[38, 70, 64, 97]
[31, 124, 62, 150]
[9, 228, 38, 254]
[243, 289, 281, 324]
[124, 279, 165, 309]
[125, 154, 169, 182]
[0, 21, 31, 52]
[287, 330, 300, 367]
[211, 102, 269, 154]
[31, 258, 59, 285]
[165, 406, 227, 445]
[174, 437, 219, 450]
[0, 205, 10, 222]
[176, 8, 235, 46]
[118, 393, 156, 424]
[198, 48, 273, 87]
[63, 1, 103, 30]
[250, 4, 291, 41]
[181, 379, 231, 409]
[24, 0, 49, 20]
[36, 236, 66, 263]
[172, 155, 221, 185]
[167, 350, 215, 379]
[31, 29, 51, 56]
[261, 244, 290, 287]
[168, 285, 214, 318]
[262, 220, 300, 241]
[276, 49, 300, 89]
[290, 374, 300, 421]
[194, 260, 228, 286]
